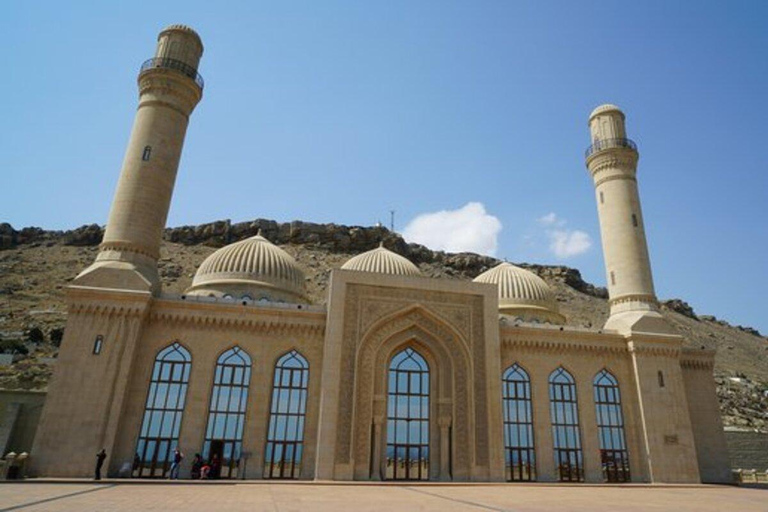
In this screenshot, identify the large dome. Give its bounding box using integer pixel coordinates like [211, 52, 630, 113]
[341, 244, 420, 276]
[185, 233, 306, 302]
[474, 262, 565, 324]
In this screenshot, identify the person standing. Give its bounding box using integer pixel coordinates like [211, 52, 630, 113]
[191, 453, 203, 480]
[95, 449, 107, 480]
[169, 448, 184, 479]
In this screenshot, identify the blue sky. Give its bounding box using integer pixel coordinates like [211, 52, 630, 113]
[1, 1, 766, 333]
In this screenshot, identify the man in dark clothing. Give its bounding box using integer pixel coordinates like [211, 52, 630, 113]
[95, 449, 107, 480]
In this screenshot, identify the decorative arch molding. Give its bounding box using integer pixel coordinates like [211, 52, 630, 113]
[349, 304, 474, 480]
[359, 303, 472, 359]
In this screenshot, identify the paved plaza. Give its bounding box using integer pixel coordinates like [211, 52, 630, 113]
[0, 482, 766, 512]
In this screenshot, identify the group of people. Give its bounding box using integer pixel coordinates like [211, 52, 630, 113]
[96, 448, 225, 480]
[190, 452, 222, 480]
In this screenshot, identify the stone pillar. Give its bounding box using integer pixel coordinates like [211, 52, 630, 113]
[531, 369, 555, 482]
[30, 290, 150, 477]
[585, 105, 672, 335]
[438, 416, 452, 481]
[628, 338, 701, 483]
[371, 396, 386, 481]
[176, 345, 215, 478]
[576, 369, 602, 483]
[74, 25, 204, 295]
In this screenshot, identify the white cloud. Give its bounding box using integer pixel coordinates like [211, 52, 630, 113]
[537, 212, 592, 259]
[549, 229, 592, 258]
[538, 212, 565, 227]
[403, 202, 502, 256]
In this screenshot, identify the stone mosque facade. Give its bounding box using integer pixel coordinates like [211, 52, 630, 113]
[30, 25, 731, 483]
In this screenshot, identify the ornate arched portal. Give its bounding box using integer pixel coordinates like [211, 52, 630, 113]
[350, 306, 474, 481]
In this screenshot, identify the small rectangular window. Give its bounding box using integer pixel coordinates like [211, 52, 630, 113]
[142, 146, 152, 161]
[632, 213, 638, 227]
[600, 191, 604, 204]
[93, 335, 103, 355]
[610, 271, 616, 286]
[658, 370, 665, 388]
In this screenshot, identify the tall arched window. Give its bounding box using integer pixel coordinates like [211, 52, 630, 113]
[594, 370, 630, 482]
[386, 347, 430, 481]
[502, 363, 535, 481]
[134, 342, 191, 478]
[549, 367, 583, 482]
[203, 346, 252, 479]
[264, 350, 309, 479]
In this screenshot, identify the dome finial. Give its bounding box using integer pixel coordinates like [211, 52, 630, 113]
[342, 244, 420, 276]
[257, 228, 263, 237]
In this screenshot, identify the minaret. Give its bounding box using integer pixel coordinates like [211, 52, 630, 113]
[74, 25, 204, 295]
[585, 104, 672, 334]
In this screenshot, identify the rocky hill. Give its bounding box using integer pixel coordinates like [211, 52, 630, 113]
[1, 219, 766, 429]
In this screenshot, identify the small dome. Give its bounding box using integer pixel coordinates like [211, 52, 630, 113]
[341, 244, 420, 276]
[159, 24, 203, 50]
[589, 104, 624, 121]
[185, 233, 306, 302]
[474, 263, 565, 324]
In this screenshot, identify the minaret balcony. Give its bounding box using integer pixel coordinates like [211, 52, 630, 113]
[139, 57, 204, 90]
[585, 138, 637, 158]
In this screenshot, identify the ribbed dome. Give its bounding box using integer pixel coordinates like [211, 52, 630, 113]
[341, 244, 420, 276]
[185, 234, 306, 301]
[589, 104, 624, 120]
[474, 263, 564, 324]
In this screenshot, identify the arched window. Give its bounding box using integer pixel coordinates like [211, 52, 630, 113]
[134, 342, 191, 478]
[264, 350, 309, 479]
[203, 347, 252, 479]
[594, 370, 630, 482]
[549, 367, 583, 482]
[142, 145, 152, 161]
[502, 363, 535, 481]
[386, 347, 429, 481]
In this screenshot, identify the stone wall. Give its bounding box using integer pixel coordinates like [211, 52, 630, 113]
[725, 429, 768, 471]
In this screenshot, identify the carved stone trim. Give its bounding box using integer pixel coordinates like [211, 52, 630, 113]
[147, 309, 325, 338]
[500, 336, 629, 355]
[587, 152, 638, 177]
[609, 294, 658, 308]
[98, 241, 160, 261]
[680, 349, 716, 370]
[594, 174, 638, 188]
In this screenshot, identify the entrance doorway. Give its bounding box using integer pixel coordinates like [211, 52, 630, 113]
[385, 348, 430, 480]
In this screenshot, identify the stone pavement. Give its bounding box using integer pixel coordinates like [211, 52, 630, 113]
[0, 482, 766, 511]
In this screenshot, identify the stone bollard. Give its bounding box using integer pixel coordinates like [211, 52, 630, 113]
[2, 452, 17, 480]
[15, 452, 28, 480]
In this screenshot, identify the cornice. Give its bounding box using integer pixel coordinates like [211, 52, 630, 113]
[499, 324, 628, 354]
[66, 285, 151, 318]
[627, 334, 684, 358]
[680, 348, 717, 370]
[148, 297, 326, 338]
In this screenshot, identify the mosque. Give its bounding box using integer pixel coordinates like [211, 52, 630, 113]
[29, 25, 731, 483]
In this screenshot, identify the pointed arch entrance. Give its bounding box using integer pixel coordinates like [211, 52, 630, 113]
[350, 305, 474, 481]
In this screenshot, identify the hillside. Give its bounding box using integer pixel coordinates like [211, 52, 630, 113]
[0, 219, 766, 429]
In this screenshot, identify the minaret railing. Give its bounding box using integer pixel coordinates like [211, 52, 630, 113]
[585, 138, 636, 158]
[140, 57, 204, 89]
